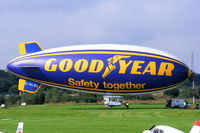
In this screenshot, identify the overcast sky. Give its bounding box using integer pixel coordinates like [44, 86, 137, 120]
[1, 0, 200, 73]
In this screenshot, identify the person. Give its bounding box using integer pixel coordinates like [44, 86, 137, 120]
[165, 100, 172, 109]
[125, 102, 129, 109]
[196, 103, 199, 109]
[184, 101, 187, 109]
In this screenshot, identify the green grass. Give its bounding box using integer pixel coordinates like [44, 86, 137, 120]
[0, 104, 199, 133]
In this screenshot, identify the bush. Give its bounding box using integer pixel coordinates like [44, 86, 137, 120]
[5, 95, 21, 105]
[22, 91, 45, 105]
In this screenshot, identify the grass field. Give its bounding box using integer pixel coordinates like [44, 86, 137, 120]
[0, 104, 199, 133]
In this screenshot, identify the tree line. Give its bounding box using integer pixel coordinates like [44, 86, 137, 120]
[0, 69, 200, 106]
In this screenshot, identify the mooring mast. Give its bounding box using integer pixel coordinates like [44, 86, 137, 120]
[191, 52, 195, 104]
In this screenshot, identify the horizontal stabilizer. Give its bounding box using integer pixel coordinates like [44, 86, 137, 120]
[18, 79, 42, 93]
[19, 41, 43, 55]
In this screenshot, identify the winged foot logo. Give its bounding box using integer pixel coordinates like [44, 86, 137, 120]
[102, 55, 130, 78]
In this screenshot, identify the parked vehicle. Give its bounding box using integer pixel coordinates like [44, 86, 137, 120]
[165, 99, 189, 109]
[103, 96, 124, 108]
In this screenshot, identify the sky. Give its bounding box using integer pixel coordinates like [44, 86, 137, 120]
[1, 0, 200, 73]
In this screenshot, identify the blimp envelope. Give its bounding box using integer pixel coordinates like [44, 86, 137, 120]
[7, 42, 191, 95]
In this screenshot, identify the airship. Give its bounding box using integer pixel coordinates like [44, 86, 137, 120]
[7, 41, 191, 95]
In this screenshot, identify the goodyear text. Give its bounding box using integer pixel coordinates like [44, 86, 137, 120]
[44, 55, 175, 77]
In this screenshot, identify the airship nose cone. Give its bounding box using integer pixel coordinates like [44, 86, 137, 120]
[7, 58, 42, 80]
[7, 60, 19, 73]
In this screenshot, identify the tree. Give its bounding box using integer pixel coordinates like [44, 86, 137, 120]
[0, 96, 5, 104]
[164, 88, 179, 97]
[179, 87, 192, 98]
[45, 88, 63, 103]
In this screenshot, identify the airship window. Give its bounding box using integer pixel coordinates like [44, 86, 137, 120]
[159, 130, 164, 133]
[153, 128, 164, 133]
[153, 129, 159, 133]
[153, 129, 164, 133]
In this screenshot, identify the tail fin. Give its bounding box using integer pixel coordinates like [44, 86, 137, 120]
[19, 41, 43, 55]
[190, 120, 200, 133]
[18, 79, 42, 93]
[16, 121, 23, 133]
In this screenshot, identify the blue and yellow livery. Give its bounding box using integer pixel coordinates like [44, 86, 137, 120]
[7, 41, 191, 95]
[19, 41, 43, 55]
